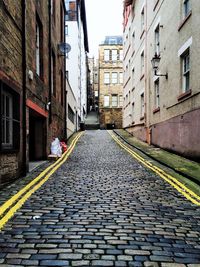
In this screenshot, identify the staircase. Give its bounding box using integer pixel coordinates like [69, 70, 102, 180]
[84, 111, 100, 130]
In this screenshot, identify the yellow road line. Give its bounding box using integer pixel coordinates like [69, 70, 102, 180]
[109, 131, 200, 206]
[0, 132, 83, 230]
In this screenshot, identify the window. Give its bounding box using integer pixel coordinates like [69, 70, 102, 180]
[154, 79, 160, 108]
[119, 50, 123, 61]
[112, 50, 117, 61]
[155, 24, 160, 56]
[104, 49, 110, 61]
[68, 104, 75, 123]
[141, 51, 144, 76]
[119, 72, 123, 84]
[36, 16, 43, 77]
[95, 91, 98, 97]
[132, 31, 135, 51]
[51, 50, 56, 96]
[132, 103, 135, 121]
[141, 8, 145, 31]
[104, 96, 110, 107]
[132, 68, 135, 86]
[141, 93, 145, 117]
[112, 95, 118, 107]
[112, 72, 118, 84]
[182, 50, 190, 92]
[104, 73, 110, 84]
[65, 25, 69, 35]
[1, 83, 20, 150]
[119, 95, 123, 107]
[183, 0, 191, 18]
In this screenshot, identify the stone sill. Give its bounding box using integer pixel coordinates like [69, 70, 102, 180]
[140, 116, 145, 121]
[140, 29, 145, 39]
[178, 11, 192, 31]
[153, 107, 160, 114]
[177, 89, 192, 101]
[153, 0, 160, 11]
[140, 74, 145, 81]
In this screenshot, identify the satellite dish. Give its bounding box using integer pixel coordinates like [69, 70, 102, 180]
[58, 43, 71, 54]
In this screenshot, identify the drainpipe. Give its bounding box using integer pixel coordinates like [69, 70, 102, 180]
[144, 0, 151, 144]
[64, 10, 67, 140]
[22, 0, 27, 175]
[48, 0, 52, 125]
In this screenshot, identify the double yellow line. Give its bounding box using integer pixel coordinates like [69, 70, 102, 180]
[0, 132, 83, 230]
[109, 131, 200, 206]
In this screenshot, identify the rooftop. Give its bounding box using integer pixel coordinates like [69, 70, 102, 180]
[101, 36, 123, 45]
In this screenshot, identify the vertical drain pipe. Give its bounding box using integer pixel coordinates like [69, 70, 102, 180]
[22, 0, 27, 175]
[48, 0, 52, 125]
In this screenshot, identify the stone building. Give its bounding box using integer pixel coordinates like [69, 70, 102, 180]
[65, 0, 89, 134]
[99, 36, 123, 129]
[123, 0, 200, 160]
[0, 0, 66, 186]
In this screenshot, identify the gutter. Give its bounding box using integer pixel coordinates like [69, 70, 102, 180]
[22, 0, 27, 175]
[48, 0, 52, 125]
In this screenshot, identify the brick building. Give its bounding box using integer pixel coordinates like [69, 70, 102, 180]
[99, 36, 123, 129]
[0, 0, 66, 186]
[123, 0, 200, 160]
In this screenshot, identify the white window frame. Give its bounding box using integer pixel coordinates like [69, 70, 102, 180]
[155, 24, 160, 56]
[104, 72, 110, 84]
[112, 49, 118, 61]
[141, 7, 145, 32]
[183, 0, 191, 18]
[2, 90, 13, 147]
[182, 50, 190, 92]
[112, 95, 118, 107]
[119, 95, 123, 107]
[36, 22, 40, 76]
[119, 72, 123, 84]
[154, 79, 160, 108]
[119, 49, 123, 61]
[112, 72, 118, 84]
[141, 51, 144, 76]
[104, 95, 110, 107]
[104, 49, 110, 61]
[141, 93, 145, 117]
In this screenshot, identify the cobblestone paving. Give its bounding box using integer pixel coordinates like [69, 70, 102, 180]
[0, 130, 200, 266]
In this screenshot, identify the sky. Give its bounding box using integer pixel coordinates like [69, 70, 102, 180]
[85, 0, 123, 59]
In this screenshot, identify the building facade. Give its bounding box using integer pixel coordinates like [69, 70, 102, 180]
[0, 0, 66, 186]
[123, 0, 200, 160]
[99, 36, 123, 129]
[65, 0, 89, 134]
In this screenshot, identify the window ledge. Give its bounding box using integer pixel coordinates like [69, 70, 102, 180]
[0, 148, 19, 154]
[177, 89, 192, 101]
[153, 0, 160, 11]
[153, 107, 160, 114]
[140, 29, 145, 39]
[140, 74, 145, 81]
[140, 116, 145, 121]
[178, 11, 192, 31]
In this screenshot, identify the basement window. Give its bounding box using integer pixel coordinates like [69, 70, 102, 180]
[0, 82, 20, 151]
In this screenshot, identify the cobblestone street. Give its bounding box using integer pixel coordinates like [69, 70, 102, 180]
[0, 130, 200, 266]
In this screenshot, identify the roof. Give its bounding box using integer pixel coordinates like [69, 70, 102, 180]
[102, 36, 123, 45]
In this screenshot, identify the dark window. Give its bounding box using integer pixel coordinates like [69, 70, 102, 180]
[68, 104, 75, 123]
[0, 82, 20, 151]
[36, 15, 43, 77]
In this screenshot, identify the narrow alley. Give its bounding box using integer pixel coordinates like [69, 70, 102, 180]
[0, 131, 200, 266]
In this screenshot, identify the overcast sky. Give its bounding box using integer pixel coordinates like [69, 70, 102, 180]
[85, 0, 123, 59]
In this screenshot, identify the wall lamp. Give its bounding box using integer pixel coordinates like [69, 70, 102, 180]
[151, 54, 168, 79]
